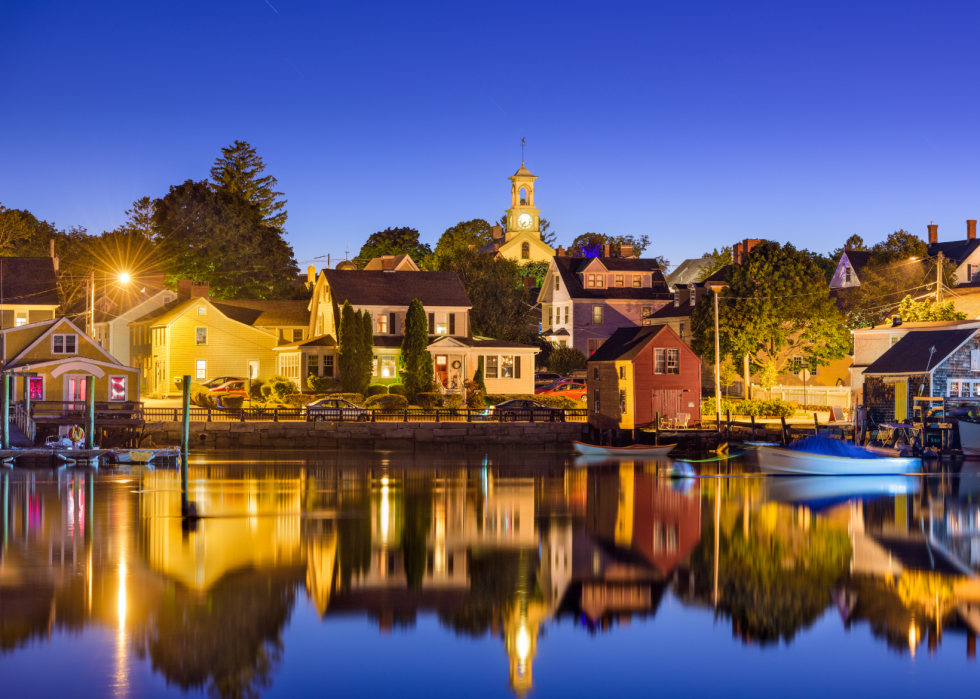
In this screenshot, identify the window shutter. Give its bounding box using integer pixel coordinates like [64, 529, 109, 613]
[515, 355, 521, 379]
[449, 313, 456, 335]
[389, 312, 396, 334]
[428, 313, 434, 334]
[972, 349, 980, 371]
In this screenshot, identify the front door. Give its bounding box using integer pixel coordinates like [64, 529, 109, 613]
[64, 375, 86, 410]
[248, 361, 260, 380]
[894, 381, 908, 422]
[651, 389, 683, 424]
[154, 360, 165, 393]
[435, 355, 448, 387]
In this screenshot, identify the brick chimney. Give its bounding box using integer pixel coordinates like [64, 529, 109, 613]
[844, 243, 852, 252]
[620, 244, 633, 258]
[928, 222, 938, 245]
[968, 220, 977, 241]
[603, 244, 611, 258]
[557, 246, 565, 257]
[382, 254, 395, 271]
[523, 277, 536, 292]
[732, 238, 762, 265]
[307, 265, 316, 283]
[492, 225, 503, 241]
[178, 280, 209, 300]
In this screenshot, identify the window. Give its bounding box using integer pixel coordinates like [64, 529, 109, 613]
[548, 307, 553, 326]
[689, 291, 696, 307]
[323, 354, 334, 377]
[970, 265, 975, 283]
[844, 267, 852, 284]
[592, 305, 603, 324]
[373, 354, 378, 376]
[587, 274, 596, 288]
[28, 377, 43, 400]
[947, 379, 980, 397]
[642, 306, 652, 318]
[673, 291, 680, 307]
[279, 354, 299, 380]
[163, 295, 172, 303]
[196, 327, 207, 345]
[679, 322, 685, 339]
[667, 349, 680, 374]
[596, 275, 605, 288]
[560, 340, 567, 347]
[109, 376, 127, 401]
[564, 306, 569, 324]
[619, 366, 625, 380]
[521, 242, 530, 259]
[486, 355, 499, 379]
[890, 335, 901, 346]
[293, 329, 303, 342]
[615, 274, 624, 287]
[793, 356, 803, 370]
[555, 276, 559, 291]
[380, 355, 397, 378]
[588, 339, 605, 356]
[376, 314, 388, 334]
[15, 312, 27, 327]
[620, 389, 627, 413]
[501, 356, 514, 378]
[196, 359, 206, 379]
[52, 334, 77, 354]
[308, 354, 319, 377]
[654, 348, 666, 374]
[197, 306, 206, 315]
[633, 275, 642, 288]
[435, 313, 448, 335]
[593, 390, 600, 413]
[594, 366, 599, 380]
[972, 349, 980, 371]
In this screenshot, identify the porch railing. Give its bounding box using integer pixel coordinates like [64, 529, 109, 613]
[142, 407, 589, 424]
[14, 404, 35, 442]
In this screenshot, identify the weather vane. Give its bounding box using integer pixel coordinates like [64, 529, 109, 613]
[521, 137, 526, 163]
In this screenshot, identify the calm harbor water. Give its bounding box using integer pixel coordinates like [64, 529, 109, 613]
[1, 449, 979, 698]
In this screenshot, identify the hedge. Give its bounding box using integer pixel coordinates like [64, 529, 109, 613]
[703, 398, 795, 418]
[331, 393, 365, 405]
[364, 394, 409, 410]
[416, 392, 444, 409]
[367, 384, 389, 397]
[220, 396, 245, 410]
[282, 394, 329, 408]
[388, 384, 408, 397]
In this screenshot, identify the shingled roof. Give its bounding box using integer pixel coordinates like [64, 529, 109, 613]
[863, 329, 976, 375]
[552, 257, 671, 301]
[928, 239, 980, 266]
[321, 269, 471, 307]
[587, 325, 672, 362]
[131, 298, 309, 327]
[0, 257, 60, 307]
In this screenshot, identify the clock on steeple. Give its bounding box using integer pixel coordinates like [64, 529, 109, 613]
[505, 163, 541, 242]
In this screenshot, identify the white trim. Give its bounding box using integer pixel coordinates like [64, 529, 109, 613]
[10, 316, 121, 367]
[27, 374, 45, 401]
[108, 375, 128, 401]
[15, 356, 139, 372]
[51, 361, 106, 378]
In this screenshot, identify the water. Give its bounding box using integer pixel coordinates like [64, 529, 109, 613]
[1, 450, 978, 698]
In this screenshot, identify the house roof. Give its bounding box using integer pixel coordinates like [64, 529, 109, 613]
[863, 329, 976, 375]
[665, 257, 712, 288]
[649, 302, 696, 319]
[542, 327, 571, 336]
[587, 325, 671, 362]
[843, 250, 873, 276]
[694, 265, 731, 287]
[321, 269, 471, 308]
[551, 257, 671, 301]
[362, 254, 419, 271]
[273, 334, 337, 350]
[929, 239, 980, 265]
[131, 298, 309, 327]
[852, 318, 980, 335]
[366, 334, 538, 350]
[0, 257, 60, 307]
[93, 286, 174, 324]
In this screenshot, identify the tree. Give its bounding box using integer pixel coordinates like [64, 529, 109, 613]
[568, 233, 652, 258]
[691, 241, 850, 374]
[898, 295, 967, 322]
[121, 197, 158, 240]
[400, 299, 434, 396]
[0, 204, 36, 254]
[828, 233, 867, 263]
[517, 260, 550, 289]
[698, 246, 733, 281]
[361, 309, 375, 393]
[337, 302, 362, 392]
[210, 140, 288, 229]
[473, 356, 487, 395]
[869, 229, 926, 266]
[548, 345, 587, 375]
[430, 219, 493, 269]
[154, 180, 299, 299]
[719, 358, 740, 396]
[498, 214, 557, 248]
[356, 227, 432, 267]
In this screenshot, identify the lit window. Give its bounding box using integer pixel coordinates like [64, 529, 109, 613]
[198, 306, 206, 315]
[381, 355, 397, 378]
[620, 389, 627, 413]
[435, 313, 448, 335]
[324, 355, 334, 377]
[376, 314, 388, 334]
[15, 312, 27, 327]
[196, 327, 207, 345]
[196, 359, 206, 379]
[654, 349, 666, 374]
[615, 274, 624, 287]
[28, 377, 43, 400]
[634, 276, 642, 288]
[501, 356, 514, 378]
[619, 366, 625, 380]
[373, 354, 378, 376]
[667, 349, 680, 374]
[52, 334, 77, 354]
[564, 306, 569, 324]
[293, 329, 303, 342]
[592, 305, 603, 324]
[109, 376, 126, 401]
[486, 355, 499, 379]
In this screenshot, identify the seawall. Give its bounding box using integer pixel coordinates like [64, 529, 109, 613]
[142, 420, 586, 451]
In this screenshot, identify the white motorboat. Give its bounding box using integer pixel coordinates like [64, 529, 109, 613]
[112, 447, 180, 464]
[572, 441, 676, 457]
[757, 445, 920, 475]
[957, 420, 980, 457]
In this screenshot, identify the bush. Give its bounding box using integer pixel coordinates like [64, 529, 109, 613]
[266, 376, 298, 402]
[220, 395, 245, 410]
[261, 385, 273, 399]
[307, 373, 337, 394]
[442, 394, 463, 409]
[248, 378, 266, 401]
[367, 384, 389, 397]
[190, 385, 212, 408]
[282, 394, 329, 408]
[549, 346, 587, 375]
[331, 393, 365, 405]
[388, 383, 408, 396]
[364, 394, 409, 411]
[416, 392, 444, 409]
[466, 390, 485, 409]
[703, 398, 794, 418]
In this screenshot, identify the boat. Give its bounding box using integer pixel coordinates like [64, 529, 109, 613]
[767, 475, 920, 505]
[757, 445, 919, 475]
[54, 448, 112, 465]
[572, 441, 676, 457]
[111, 447, 180, 464]
[957, 420, 980, 457]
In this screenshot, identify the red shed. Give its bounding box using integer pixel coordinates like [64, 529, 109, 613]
[586, 324, 702, 429]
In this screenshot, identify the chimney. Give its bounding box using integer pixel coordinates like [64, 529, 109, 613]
[892, 315, 903, 328]
[603, 244, 611, 258]
[178, 279, 210, 300]
[493, 243, 500, 254]
[620, 244, 633, 258]
[733, 239, 762, 264]
[557, 246, 565, 257]
[468, 244, 475, 251]
[733, 242, 743, 265]
[928, 222, 938, 245]
[844, 243, 852, 252]
[523, 277, 536, 292]
[968, 220, 977, 241]
[307, 265, 316, 283]
[382, 254, 395, 271]
[492, 225, 503, 241]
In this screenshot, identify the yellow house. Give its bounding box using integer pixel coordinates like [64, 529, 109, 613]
[1, 316, 140, 403]
[479, 163, 556, 264]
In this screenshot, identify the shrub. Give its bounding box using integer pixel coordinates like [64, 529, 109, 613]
[331, 393, 365, 405]
[466, 390, 485, 409]
[703, 398, 794, 418]
[190, 385, 212, 408]
[282, 394, 328, 408]
[248, 378, 266, 401]
[364, 394, 409, 410]
[261, 385, 273, 399]
[416, 392, 444, 409]
[367, 384, 389, 397]
[388, 384, 408, 396]
[267, 376, 298, 401]
[442, 394, 463, 409]
[307, 373, 337, 394]
[220, 395, 245, 410]
[549, 346, 587, 375]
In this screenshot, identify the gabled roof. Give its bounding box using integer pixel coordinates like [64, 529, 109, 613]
[0, 257, 60, 307]
[843, 250, 872, 275]
[542, 327, 571, 336]
[273, 334, 337, 350]
[649, 302, 696, 319]
[863, 329, 976, 375]
[4, 316, 120, 369]
[321, 269, 471, 308]
[665, 258, 712, 288]
[130, 298, 309, 327]
[362, 254, 419, 271]
[928, 239, 980, 265]
[694, 265, 731, 287]
[587, 325, 672, 362]
[93, 286, 174, 324]
[551, 257, 671, 301]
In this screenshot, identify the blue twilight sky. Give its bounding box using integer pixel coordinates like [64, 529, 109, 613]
[3, 0, 980, 270]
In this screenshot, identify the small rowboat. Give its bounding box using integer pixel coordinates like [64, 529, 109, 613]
[757, 445, 920, 476]
[572, 441, 676, 457]
[112, 447, 180, 464]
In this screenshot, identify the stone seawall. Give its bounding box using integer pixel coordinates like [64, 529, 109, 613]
[143, 420, 586, 451]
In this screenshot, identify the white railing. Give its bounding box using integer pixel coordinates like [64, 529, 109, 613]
[750, 384, 851, 407]
[14, 404, 36, 442]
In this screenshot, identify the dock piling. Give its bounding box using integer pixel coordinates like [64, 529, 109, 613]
[1, 375, 9, 450]
[85, 376, 95, 450]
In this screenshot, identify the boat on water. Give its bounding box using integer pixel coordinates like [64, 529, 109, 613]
[572, 441, 676, 457]
[957, 420, 980, 457]
[757, 436, 920, 476]
[766, 475, 920, 504]
[111, 447, 180, 464]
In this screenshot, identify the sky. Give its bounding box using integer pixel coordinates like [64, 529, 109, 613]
[3, 0, 980, 271]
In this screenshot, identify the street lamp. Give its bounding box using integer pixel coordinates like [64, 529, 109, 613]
[118, 272, 131, 284]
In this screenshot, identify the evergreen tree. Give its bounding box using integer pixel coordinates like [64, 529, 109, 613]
[473, 356, 487, 395]
[400, 298, 434, 396]
[210, 140, 288, 229]
[122, 197, 157, 239]
[338, 301, 362, 392]
[361, 309, 375, 393]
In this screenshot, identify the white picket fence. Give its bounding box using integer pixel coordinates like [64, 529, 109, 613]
[750, 384, 851, 407]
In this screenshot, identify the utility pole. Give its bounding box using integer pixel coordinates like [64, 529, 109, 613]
[937, 251, 943, 303]
[88, 271, 95, 337]
[714, 292, 722, 420]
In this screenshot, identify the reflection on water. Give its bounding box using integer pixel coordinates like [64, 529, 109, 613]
[2, 452, 980, 697]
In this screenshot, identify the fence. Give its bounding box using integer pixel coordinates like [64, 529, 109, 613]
[750, 384, 851, 407]
[143, 406, 589, 424]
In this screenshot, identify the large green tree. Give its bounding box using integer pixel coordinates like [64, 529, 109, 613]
[120, 196, 158, 240]
[154, 180, 298, 299]
[430, 219, 493, 269]
[400, 298, 434, 396]
[210, 140, 288, 229]
[356, 227, 432, 267]
[337, 301, 362, 392]
[361, 309, 374, 392]
[0, 204, 37, 254]
[691, 241, 850, 373]
[698, 246, 733, 281]
[568, 233, 651, 258]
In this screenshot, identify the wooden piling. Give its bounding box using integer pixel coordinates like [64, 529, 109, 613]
[655, 412, 660, 446]
[726, 410, 731, 440]
[780, 416, 788, 446]
[85, 376, 95, 450]
[813, 412, 819, 435]
[180, 375, 191, 455]
[750, 414, 756, 441]
[1, 375, 9, 450]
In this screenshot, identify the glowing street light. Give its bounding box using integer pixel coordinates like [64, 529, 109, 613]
[118, 272, 131, 284]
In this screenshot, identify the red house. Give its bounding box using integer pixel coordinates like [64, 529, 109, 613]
[586, 324, 702, 429]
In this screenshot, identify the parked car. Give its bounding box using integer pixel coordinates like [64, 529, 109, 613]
[489, 399, 564, 422]
[306, 397, 372, 422]
[201, 376, 245, 389]
[534, 372, 563, 387]
[535, 381, 587, 402]
[208, 380, 247, 397]
[534, 377, 577, 393]
[567, 369, 588, 380]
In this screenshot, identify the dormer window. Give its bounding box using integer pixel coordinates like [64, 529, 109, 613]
[673, 291, 680, 307]
[615, 274, 624, 287]
[844, 267, 852, 284]
[588, 274, 596, 288]
[633, 276, 642, 288]
[690, 291, 697, 307]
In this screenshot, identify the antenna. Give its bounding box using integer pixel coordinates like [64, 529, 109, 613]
[521, 137, 526, 164]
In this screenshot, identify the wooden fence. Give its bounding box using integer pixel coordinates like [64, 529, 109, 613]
[750, 384, 851, 407]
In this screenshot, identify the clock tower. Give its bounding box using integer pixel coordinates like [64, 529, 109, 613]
[505, 163, 542, 242]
